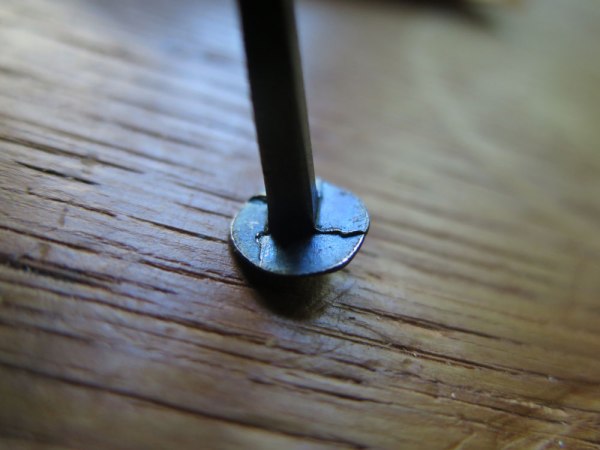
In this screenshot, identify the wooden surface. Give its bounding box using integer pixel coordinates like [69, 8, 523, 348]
[1, 0, 600, 448]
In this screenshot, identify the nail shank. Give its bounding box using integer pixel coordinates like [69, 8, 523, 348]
[237, 0, 318, 242]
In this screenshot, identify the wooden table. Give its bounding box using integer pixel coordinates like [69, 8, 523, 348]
[1, 0, 599, 448]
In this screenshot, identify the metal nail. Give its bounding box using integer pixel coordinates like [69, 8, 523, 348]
[231, 0, 369, 277]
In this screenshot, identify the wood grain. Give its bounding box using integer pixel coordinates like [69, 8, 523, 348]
[1, 0, 599, 448]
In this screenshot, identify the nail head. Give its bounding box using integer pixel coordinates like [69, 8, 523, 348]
[231, 179, 369, 277]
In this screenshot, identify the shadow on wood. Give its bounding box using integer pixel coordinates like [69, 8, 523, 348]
[230, 246, 362, 321]
[232, 247, 336, 320]
[355, 0, 495, 29]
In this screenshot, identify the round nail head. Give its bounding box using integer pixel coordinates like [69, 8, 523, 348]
[231, 180, 369, 277]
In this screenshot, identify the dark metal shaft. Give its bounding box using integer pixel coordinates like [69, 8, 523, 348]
[237, 0, 318, 243]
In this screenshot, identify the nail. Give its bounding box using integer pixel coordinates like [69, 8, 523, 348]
[231, 0, 369, 277]
[237, 0, 317, 243]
